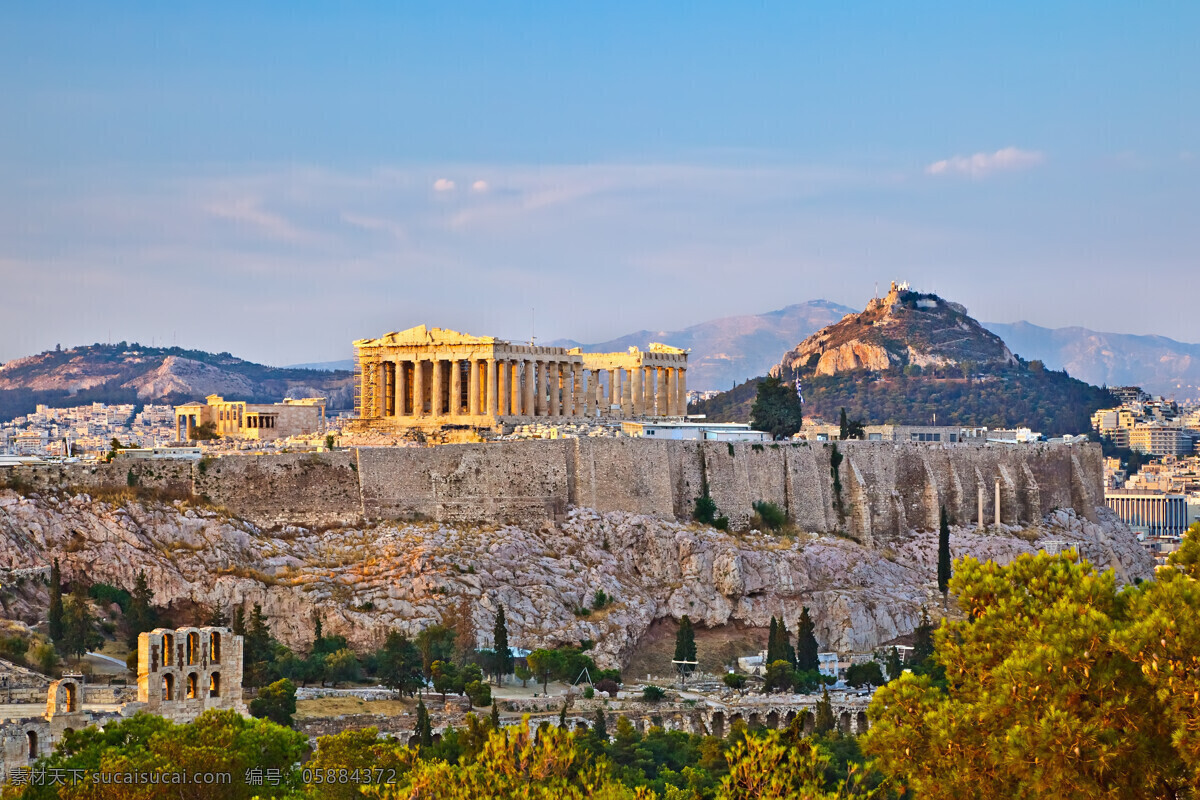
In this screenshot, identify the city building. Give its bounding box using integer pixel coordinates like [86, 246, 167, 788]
[1105, 490, 1191, 538]
[620, 421, 771, 442]
[174, 395, 326, 442]
[350, 325, 689, 432]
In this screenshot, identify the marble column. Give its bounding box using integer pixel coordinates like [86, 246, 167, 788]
[657, 367, 669, 417]
[621, 368, 633, 417]
[487, 358, 498, 417]
[449, 359, 462, 416]
[995, 478, 1001, 526]
[533, 360, 545, 416]
[468, 359, 479, 416]
[549, 362, 561, 416]
[678, 368, 688, 416]
[430, 358, 443, 416]
[608, 369, 618, 410]
[496, 359, 509, 416]
[523, 360, 535, 418]
[510, 361, 521, 416]
[595, 370, 606, 416]
[572, 365, 583, 416]
[631, 365, 643, 416]
[584, 371, 594, 417]
[413, 359, 426, 416]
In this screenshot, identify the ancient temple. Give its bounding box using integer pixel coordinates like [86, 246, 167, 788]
[350, 326, 688, 431]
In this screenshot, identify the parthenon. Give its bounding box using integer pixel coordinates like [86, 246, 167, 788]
[350, 326, 688, 430]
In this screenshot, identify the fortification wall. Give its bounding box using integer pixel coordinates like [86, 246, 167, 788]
[3, 440, 1103, 539]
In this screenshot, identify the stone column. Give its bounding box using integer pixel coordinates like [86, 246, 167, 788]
[608, 369, 618, 410]
[678, 367, 688, 416]
[657, 367, 669, 417]
[584, 371, 594, 417]
[413, 359, 426, 416]
[449, 359, 462, 417]
[523, 360, 535, 418]
[376, 362, 387, 417]
[995, 478, 1001, 527]
[631, 365, 643, 416]
[533, 360, 545, 416]
[468, 359, 479, 416]
[621, 368, 633, 417]
[977, 483, 984, 529]
[595, 370, 606, 416]
[431, 358, 444, 416]
[510, 361, 521, 416]
[484, 358, 497, 417]
[395, 361, 406, 415]
[666, 368, 678, 416]
[549, 362, 561, 416]
[572, 365, 583, 417]
[496, 359, 508, 417]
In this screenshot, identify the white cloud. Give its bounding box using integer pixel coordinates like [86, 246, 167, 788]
[433, 178, 456, 191]
[471, 180, 489, 192]
[926, 147, 1044, 178]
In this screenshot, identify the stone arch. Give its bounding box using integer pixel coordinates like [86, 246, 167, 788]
[802, 710, 814, 734]
[163, 673, 175, 701]
[209, 673, 221, 697]
[856, 711, 869, 734]
[838, 711, 851, 734]
[575, 721, 589, 733]
[748, 712, 762, 730]
[711, 711, 725, 739]
[27, 730, 38, 759]
[163, 633, 175, 666]
[63, 728, 75, 737]
[186, 632, 200, 666]
[210, 631, 221, 664]
[186, 672, 199, 699]
[766, 710, 780, 730]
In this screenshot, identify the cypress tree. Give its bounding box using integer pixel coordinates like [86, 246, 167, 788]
[490, 699, 501, 731]
[912, 607, 936, 666]
[48, 559, 64, 643]
[778, 617, 795, 666]
[593, 708, 607, 741]
[886, 646, 903, 681]
[233, 607, 246, 636]
[938, 505, 952, 597]
[62, 584, 99, 662]
[207, 601, 229, 627]
[839, 407, 849, 440]
[415, 698, 433, 747]
[126, 570, 156, 647]
[766, 617, 781, 663]
[795, 607, 819, 673]
[674, 615, 697, 675]
[814, 687, 836, 734]
[493, 605, 513, 685]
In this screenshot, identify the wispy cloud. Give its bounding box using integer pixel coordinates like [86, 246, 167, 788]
[204, 196, 313, 242]
[433, 178, 456, 191]
[926, 147, 1044, 178]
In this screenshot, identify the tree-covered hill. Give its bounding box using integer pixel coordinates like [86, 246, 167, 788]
[692, 361, 1116, 437]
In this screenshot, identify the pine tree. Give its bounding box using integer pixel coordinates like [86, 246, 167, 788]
[766, 617, 781, 663]
[415, 698, 433, 747]
[814, 687, 835, 734]
[490, 700, 501, 731]
[207, 601, 228, 627]
[938, 505, 952, 597]
[233, 607, 246, 636]
[593, 708, 607, 741]
[493, 605, 513, 685]
[778, 617, 796, 666]
[912, 607, 935, 666]
[48, 559, 64, 643]
[674, 615, 697, 675]
[749, 376, 804, 440]
[886, 646, 903, 681]
[126, 570, 156, 647]
[313, 611, 323, 647]
[795, 607, 819, 673]
[62, 584, 100, 662]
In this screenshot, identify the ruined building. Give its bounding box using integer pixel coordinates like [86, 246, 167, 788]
[350, 326, 689, 432]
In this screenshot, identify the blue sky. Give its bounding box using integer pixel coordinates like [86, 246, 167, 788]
[1, 2, 1196, 366]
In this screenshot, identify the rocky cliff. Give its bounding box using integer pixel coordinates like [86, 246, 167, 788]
[0, 489, 1151, 667]
[773, 283, 1016, 379]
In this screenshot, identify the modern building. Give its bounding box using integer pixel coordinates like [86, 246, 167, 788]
[621, 421, 771, 442]
[350, 325, 689, 432]
[1127, 425, 1198, 457]
[1105, 490, 1191, 537]
[174, 395, 326, 442]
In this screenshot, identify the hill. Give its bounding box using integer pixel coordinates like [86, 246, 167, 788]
[984, 321, 1200, 400]
[693, 285, 1116, 437]
[548, 300, 854, 391]
[0, 342, 354, 421]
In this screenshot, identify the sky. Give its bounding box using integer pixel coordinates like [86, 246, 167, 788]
[1, 2, 1197, 366]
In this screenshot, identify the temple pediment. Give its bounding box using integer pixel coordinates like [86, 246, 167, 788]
[354, 325, 500, 348]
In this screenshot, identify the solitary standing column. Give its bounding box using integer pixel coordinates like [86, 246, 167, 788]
[621, 368, 633, 417]
[995, 478, 1002, 527]
[657, 367, 669, 417]
[977, 483, 984, 529]
[413, 359, 426, 416]
[549, 362, 561, 416]
[449, 359, 462, 417]
[487, 358, 498, 417]
[678, 367, 688, 416]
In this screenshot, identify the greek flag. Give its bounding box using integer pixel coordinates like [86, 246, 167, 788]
[795, 379, 804, 404]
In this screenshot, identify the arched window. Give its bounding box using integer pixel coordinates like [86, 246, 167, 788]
[209, 673, 221, 697]
[63, 682, 77, 713]
[163, 634, 174, 666]
[186, 673, 198, 699]
[27, 730, 38, 759]
[187, 632, 199, 665]
[162, 674, 174, 701]
[210, 632, 221, 664]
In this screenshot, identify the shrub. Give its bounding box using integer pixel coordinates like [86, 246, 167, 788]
[89, 582, 132, 612]
[582, 686, 595, 699]
[594, 678, 620, 697]
[591, 590, 611, 610]
[693, 493, 717, 524]
[465, 679, 492, 707]
[641, 685, 666, 703]
[723, 672, 747, 690]
[714, 516, 730, 531]
[751, 500, 787, 531]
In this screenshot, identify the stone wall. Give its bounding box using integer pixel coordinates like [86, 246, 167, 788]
[4, 440, 1103, 539]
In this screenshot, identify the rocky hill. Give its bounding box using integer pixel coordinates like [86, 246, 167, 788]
[0, 490, 1151, 668]
[773, 283, 1015, 379]
[0, 342, 354, 419]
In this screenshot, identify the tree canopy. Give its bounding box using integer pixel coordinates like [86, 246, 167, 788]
[749, 376, 803, 440]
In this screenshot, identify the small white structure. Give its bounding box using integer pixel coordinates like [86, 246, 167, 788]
[113, 447, 203, 460]
[623, 421, 771, 442]
[817, 652, 839, 680]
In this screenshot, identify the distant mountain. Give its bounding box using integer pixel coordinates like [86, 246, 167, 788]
[0, 343, 354, 421]
[694, 286, 1115, 436]
[548, 300, 855, 391]
[286, 359, 356, 372]
[983, 321, 1200, 400]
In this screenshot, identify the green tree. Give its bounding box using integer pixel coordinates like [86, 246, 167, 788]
[48, 558, 64, 643]
[937, 505, 952, 596]
[378, 630, 424, 697]
[885, 646, 903, 681]
[61, 583, 101, 662]
[795, 607, 819, 673]
[526, 648, 563, 694]
[838, 407, 865, 440]
[514, 663, 533, 688]
[844, 661, 885, 688]
[910, 606, 935, 667]
[415, 624, 456, 677]
[749, 376, 803, 440]
[720, 730, 877, 800]
[249, 678, 297, 727]
[723, 672, 748, 691]
[693, 492, 718, 524]
[324, 648, 361, 687]
[490, 700, 501, 730]
[762, 660, 797, 693]
[493, 605, 513, 684]
[814, 688, 835, 735]
[125, 570, 156, 647]
[414, 698, 433, 748]
[674, 615, 697, 675]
